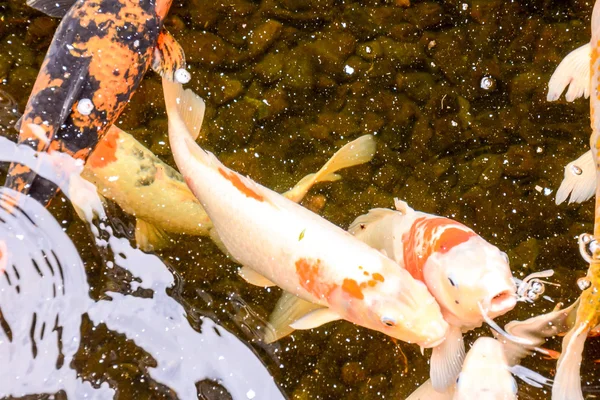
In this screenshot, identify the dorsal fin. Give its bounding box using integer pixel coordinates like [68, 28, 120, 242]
[27, 0, 78, 18]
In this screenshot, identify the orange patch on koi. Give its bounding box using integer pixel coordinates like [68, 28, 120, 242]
[295, 258, 335, 298]
[87, 126, 120, 168]
[218, 168, 264, 202]
[372, 273, 385, 282]
[342, 278, 364, 300]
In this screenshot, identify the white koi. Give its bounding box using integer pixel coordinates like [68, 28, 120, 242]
[348, 199, 517, 391]
[162, 79, 449, 348]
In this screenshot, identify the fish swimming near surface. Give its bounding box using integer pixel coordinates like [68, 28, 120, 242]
[546, 0, 600, 398]
[81, 124, 377, 251]
[162, 79, 449, 348]
[406, 337, 550, 400]
[5, 0, 189, 206]
[344, 199, 517, 391]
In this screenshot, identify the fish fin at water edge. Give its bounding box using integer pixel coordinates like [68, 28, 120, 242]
[238, 266, 276, 287]
[547, 42, 591, 102]
[162, 79, 205, 141]
[556, 150, 595, 205]
[430, 325, 465, 392]
[135, 218, 171, 252]
[264, 292, 324, 343]
[393, 198, 414, 214]
[348, 207, 397, 236]
[289, 307, 342, 330]
[552, 324, 587, 400]
[152, 29, 190, 85]
[26, 0, 77, 18]
[283, 134, 376, 203]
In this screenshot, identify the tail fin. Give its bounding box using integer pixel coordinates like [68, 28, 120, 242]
[547, 43, 591, 102]
[162, 79, 205, 140]
[552, 325, 587, 400]
[556, 150, 595, 205]
[283, 135, 376, 203]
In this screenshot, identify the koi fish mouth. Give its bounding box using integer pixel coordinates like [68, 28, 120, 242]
[488, 290, 517, 315]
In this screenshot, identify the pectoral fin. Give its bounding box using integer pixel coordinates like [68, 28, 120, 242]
[238, 266, 275, 287]
[547, 42, 591, 102]
[405, 379, 455, 400]
[26, 0, 77, 18]
[430, 325, 465, 392]
[153, 29, 190, 84]
[289, 308, 341, 330]
[264, 292, 324, 343]
[135, 219, 171, 252]
[283, 135, 376, 203]
[552, 325, 588, 400]
[556, 150, 595, 205]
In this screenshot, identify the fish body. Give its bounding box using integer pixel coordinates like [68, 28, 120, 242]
[162, 79, 448, 348]
[82, 125, 376, 251]
[6, 0, 186, 206]
[348, 199, 516, 390]
[407, 338, 518, 400]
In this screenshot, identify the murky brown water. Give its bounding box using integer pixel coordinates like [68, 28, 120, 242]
[0, 0, 598, 398]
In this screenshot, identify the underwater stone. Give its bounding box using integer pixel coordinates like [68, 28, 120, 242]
[470, 0, 503, 25]
[184, 31, 231, 67]
[379, 37, 425, 68]
[304, 124, 331, 140]
[256, 87, 289, 120]
[281, 49, 315, 91]
[308, 32, 357, 77]
[254, 52, 285, 84]
[406, 2, 444, 30]
[502, 145, 537, 178]
[248, 20, 283, 58]
[388, 22, 418, 42]
[25, 16, 57, 45]
[509, 71, 544, 104]
[356, 40, 384, 61]
[396, 72, 435, 103]
[341, 361, 367, 386]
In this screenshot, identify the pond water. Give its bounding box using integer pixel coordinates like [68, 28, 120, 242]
[0, 0, 597, 398]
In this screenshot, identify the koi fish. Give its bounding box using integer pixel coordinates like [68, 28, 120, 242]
[162, 79, 449, 348]
[406, 337, 550, 400]
[546, 0, 600, 397]
[555, 150, 595, 205]
[5, 0, 189, 206]
[346, 199, 517, 391]
[81, 124, 377, 251]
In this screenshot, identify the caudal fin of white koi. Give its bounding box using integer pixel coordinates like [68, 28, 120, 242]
[264, 292, 324, 343]
[552, 325, 587, 400]
[509, 364, 553, 389]
[162, 79, 205, 140]
[283, 134, 376, 203]
[547, 42, 591, 102]
[556, 150, 595, 205]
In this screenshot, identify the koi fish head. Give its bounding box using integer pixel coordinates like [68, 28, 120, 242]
[353, 265, 449, 348]
[455, 337, 517, 400]
[423, 233, 517, 328]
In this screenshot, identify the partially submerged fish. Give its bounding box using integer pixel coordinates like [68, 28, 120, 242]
[162, 79, 448, 348]
[347, 199, 517, 391]
[407, 337, 550, 400]
[81, 124, 377, 251]
[547, 0, 600, 397]
[5, 0, 188, 206]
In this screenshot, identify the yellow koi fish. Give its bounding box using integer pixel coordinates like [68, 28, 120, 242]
[162, 79, 449, 348]
[81, 125, 377, 251]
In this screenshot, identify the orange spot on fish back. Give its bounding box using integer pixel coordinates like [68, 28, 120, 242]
[295, 258, 335, 298]
[402, 217, 474, 281]
[87, 126, 120, 168]
[342, 278, 364, 300]
[218, 167, 264, 202]
[372, 273, 385, 282]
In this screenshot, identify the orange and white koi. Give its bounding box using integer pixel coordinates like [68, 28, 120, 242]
[407, 337, 550, 400]
[5, 0, 188, 206]
[162, 79, 449, 348]
[347, 199, 517, 391]
[81, 124, 377, 251]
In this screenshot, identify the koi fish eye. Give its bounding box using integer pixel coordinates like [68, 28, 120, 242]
[381, 316, 396, 327]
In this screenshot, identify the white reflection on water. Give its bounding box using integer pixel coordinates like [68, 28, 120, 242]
[0, 137, 284, 399]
